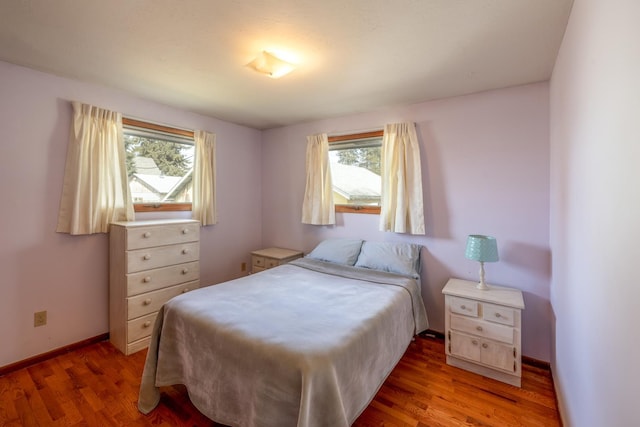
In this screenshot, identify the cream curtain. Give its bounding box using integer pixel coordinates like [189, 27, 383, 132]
[302, 133, 335, 225]
[379, 122, 425, 235]
[192, 130, 217, 226]
[56, 102, 133, 235]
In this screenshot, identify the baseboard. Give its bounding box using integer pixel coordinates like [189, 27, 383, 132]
[420, 329, 445, 340]
[0, 333, 109, 377]
[522, 355, 551, 370]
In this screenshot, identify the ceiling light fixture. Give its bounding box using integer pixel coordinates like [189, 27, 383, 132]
[246, 51, 296, 79]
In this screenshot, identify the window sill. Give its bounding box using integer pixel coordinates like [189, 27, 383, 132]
[335, 205, 380, 215]
[134, 203, 192, 213]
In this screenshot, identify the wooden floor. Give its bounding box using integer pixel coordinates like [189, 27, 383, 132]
[0, 335, 561, 426]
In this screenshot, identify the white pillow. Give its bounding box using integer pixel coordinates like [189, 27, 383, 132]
[306, 238, 364, 266]
[354, 241, 422, 278]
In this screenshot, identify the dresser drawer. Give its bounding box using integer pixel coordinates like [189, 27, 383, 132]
[126, 242, 199, 273]
[127, 336, 152, 355]
[483, 302, 517, 326]
[126, 222, 199, 250]
[450, 314, 514, 344]
[449, 296, 479, 317]
[127, 312, 157, 343]
[127, 280, 198, 319]
[127, 261, 200, 296]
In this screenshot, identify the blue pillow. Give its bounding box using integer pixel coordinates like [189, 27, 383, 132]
[354, 241, 422, 278]
[306, 238, 364, 266]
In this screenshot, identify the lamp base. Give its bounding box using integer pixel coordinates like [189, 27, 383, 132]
[476, 281, 489, 290]
[477, 262, 489, 290]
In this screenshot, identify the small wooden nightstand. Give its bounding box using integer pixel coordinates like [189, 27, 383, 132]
[442, 278, 525, 387]
[251, 247, 303, 273]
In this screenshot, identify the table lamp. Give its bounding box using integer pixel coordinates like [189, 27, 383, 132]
[465, 235, 499, 290]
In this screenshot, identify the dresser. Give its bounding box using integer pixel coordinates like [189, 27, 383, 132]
[442, 278, 525, 387]
[251, 247, 303, 273]
[109, 219, 200, 355]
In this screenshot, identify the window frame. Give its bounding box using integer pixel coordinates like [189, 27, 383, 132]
[328, 130, 384, 215]
[122, 117, 195, 213]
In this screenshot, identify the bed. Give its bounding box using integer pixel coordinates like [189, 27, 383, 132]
[138, 239, 429, 427]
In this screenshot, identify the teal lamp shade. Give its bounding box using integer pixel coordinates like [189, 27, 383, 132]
[465, 235, 498, 289]
[465, 235, 499, 263]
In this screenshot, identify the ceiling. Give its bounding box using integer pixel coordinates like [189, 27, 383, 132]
[0, 0, 573, 130]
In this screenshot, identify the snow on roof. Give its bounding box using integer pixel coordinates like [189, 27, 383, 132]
[330, 163, 380, 200]
[133, 174, 182, 194]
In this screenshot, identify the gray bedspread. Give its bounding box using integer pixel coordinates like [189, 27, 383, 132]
[138, 258, 428, 427]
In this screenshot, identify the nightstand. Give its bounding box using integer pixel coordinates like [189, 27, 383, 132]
[251, 247, 303, 273]
[442, 278, 525, 387]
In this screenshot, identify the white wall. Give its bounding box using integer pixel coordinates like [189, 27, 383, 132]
[0, 61, 263, 367]
[262, 83, 552, 361]
[549, 0, 640, 425]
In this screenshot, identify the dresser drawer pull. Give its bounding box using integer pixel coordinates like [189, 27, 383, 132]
[476, 326, 483, 332]
[143, 321, 152, 328]
[472, 340, 478, 345]
[460, 305, 466, 310]
[482, 343, 488, 349]
[182, 228, 189, 234]
[143, 254, 151, 260]
[182, 248, 189, 254]
[495, 313, 502, 318]
[143, 232, 151, 238]
[182, 268, 189, 274]
[143, 299, 152, 305]
[143, 276, 151, 283]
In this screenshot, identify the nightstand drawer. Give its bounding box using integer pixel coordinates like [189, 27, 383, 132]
[450, 314, 514, 344]
[252, 255, 265, 268]
[126, 222, 199, 250]
[449, 296, 479, 317]
[483, 303, 516, 326]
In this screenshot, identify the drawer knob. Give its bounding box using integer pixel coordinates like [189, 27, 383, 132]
[482, 343, 488, 349]
[182, 268, 188, 274]
[182, 228, 189, 234]
[472, 340, 478, 345]
[143, 276, 151, 283]
[460, 305, 466, 310]
[182, 248, 189, 254]
[182, 288, 190, 293]
[143, 321, 151, 328]
[495, 313, 502, 318]
[143, 232, 151, 238]
[143, 299, 152, 305]
[143, 254, 151, 260]
[476, 326, 483, 332]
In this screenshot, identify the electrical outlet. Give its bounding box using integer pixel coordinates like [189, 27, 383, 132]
[241, 262, 247, 272]
[34, 310, 47, 327]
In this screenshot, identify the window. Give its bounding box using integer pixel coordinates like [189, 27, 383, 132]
[328, 130, 383, 214]
[122, 118, 195, 212]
